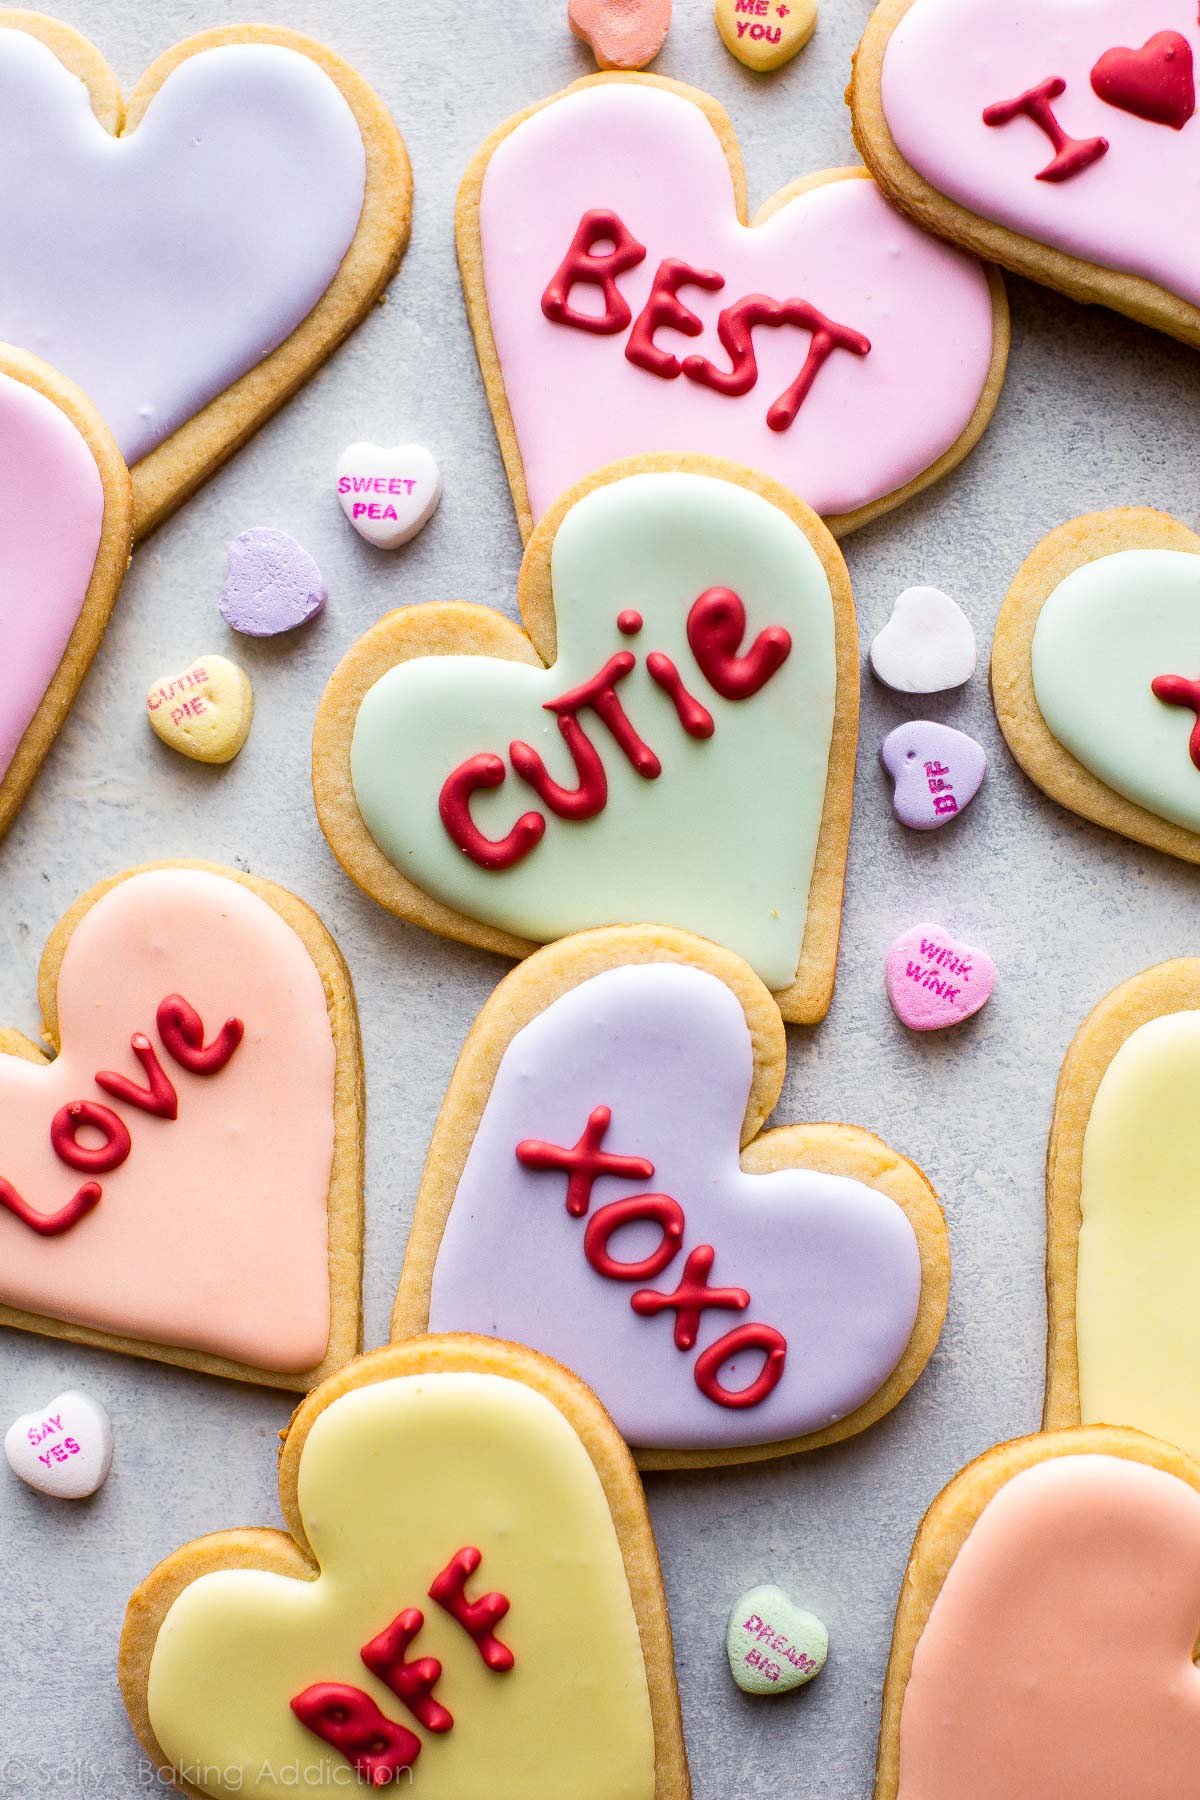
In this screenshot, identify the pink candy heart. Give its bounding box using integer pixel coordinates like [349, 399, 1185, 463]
[886, 923, 995, 1032]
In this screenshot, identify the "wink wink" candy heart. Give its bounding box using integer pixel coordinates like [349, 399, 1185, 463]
[4, 1389, 112, 1499]
[336, 441, 442, 549]
[461, 75, 1005, 540]
[886, 923, 995, 1031]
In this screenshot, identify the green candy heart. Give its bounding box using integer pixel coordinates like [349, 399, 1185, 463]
[726, 1584, 828, 1695]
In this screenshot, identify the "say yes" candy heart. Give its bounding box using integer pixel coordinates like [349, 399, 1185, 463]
[336, 441, 441, 549]
[4, 1389, 112, 1499]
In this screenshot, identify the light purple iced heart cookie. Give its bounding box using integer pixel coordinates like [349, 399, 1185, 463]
[219, 528, 327, 637]
[886, 922, 995, 1032]
[881, 721, 986, 831]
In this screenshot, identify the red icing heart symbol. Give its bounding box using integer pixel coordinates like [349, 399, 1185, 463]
[1091, 31, 1196, 131]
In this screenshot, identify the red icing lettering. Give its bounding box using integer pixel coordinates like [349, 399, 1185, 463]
[157, 995, 244, 1075]
[290, 1684, 421, 1783]
[583, 1193, 685, 1281]
[541, 209, 646, 335]
[439, 752, 546, 871]
[1151, 671, 1200, 769]
[360, 1607, 453, 1734]
[983, 77, 1109, 182]
[625, 258, 725, 379]
[545, 652, 662, 778]
[50, 1100, 131, 1175]
[428, 1547, 515, 1673]
[617, 609, 643, 635]
[1091, 32, 1195, 130]
[515, 1104, 655, 1217]
[687, 587, 792, 699]
[95, 1032, 178, 1119]
[631, 1243, 750, 1350]
[683, 293, 871, 430]
[694, 1322, 788, 1408]
[0, 1177, 101, 1237]
[510, 714, 609, 820]
[646, 652, 715, 739]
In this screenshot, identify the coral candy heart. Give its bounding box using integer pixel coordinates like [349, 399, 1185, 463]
[1092, 32, 1195, 131]
[219, 529, 326, 636]
[714, 0, 816, 73]
[727, 1585, 827, 1694]
[880, 721, 986, 830]
[4, 1389, 112, 1499]
[870, 587, 977, 693]
[146, 654, 253, 764]
[569, 0, 672, 70]
[336, 442, 441, 549]
[886, 923, 994, 1031]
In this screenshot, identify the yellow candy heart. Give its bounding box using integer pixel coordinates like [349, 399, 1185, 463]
[714, 0, 815, 71]
[146, 655, 253, 764]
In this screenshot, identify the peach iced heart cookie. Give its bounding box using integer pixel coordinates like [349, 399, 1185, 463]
[119, 1337, 689, 1800]
[876, 1427, 1200, 1800]
[0, 345, 132, 842]
[392, 925, 949, 1471]
[1044, 959, 1200, 1464]
[852, 0, 1200, 348]
[457, 72, 1007, 542]
[0, 13, 411, 536]
[314, 457, 857, 1024]
[0, 863, 362, 1390]
[991, 508, 1200, 865]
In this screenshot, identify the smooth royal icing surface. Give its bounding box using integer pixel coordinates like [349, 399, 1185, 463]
[0, 869, 335, 1371]
[0, 30, 366, 464]
[351, 472, 839, 992]
[881, 0, 1200, 305]
[147, 1373, 656, 1799]
[426, 964, 922, 1449]
[0, 370, 105, 781]
[477, 82, 997, 524]
[1076, 1010, 1200, 1461]
[896, 1454, 1200, 1799]
[1031, 549, 1200, 832]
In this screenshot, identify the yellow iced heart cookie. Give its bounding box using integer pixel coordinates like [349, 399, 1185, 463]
[714, 0, 816, 71]
[146, 655, 253, 764]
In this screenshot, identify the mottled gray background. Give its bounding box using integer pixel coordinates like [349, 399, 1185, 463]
[0, 1, 1196, 1795]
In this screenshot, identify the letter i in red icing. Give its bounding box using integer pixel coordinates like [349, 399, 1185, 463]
[429, 1547, 516, 1672]
[983, 77, 1108, 182]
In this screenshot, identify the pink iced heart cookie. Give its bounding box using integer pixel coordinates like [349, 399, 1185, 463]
[886, 923, 995, 1030]
[0, 864, 362, 1390]
[0, 348, 132, 842]
[459, 74, 1007, 541]
[853, 0, 1200, 348]
[393, 927, 949, 1470]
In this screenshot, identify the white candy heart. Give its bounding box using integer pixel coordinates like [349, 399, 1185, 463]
[4, 1389, 112, 1498]
[727, 1584, 828, 1694]
[336, 441, 441, 549]
[870, 586, 977, 693]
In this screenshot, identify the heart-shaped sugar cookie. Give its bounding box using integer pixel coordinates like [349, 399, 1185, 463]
[0, 345, 133, 839]
[119, 1337, 689, 1800]
[0, 863, 362, 1389]
[459, 73, 1007, 542]
[0, 15, 411, 536]
[392, 926, 949, 1470]
[877, 1428, 1200, 1800]
[992, 508, 1200, 864]
[314, 458, 857, 1024]
[1045, 960, 1200, 1465]
[853, 0, 1200, 347]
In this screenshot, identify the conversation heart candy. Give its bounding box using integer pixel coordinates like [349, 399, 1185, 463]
[5, 1389, 112, 1498]
[336, 442, 441, 550]
[569, 0, 672, 69]
[727, 1585, 828, 1694]
[146, 655, 253, 765]
[219, 528, 326, 637]
[881, 721, 987, 831]
[886, 923, 995, 1032]
[714, 0, 816, 72]
[870, 587, 977, 693]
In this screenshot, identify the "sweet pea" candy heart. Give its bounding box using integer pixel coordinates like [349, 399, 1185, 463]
[336, 441, 441, 549]
[886, 923, 995, 1031]
[460, 75, 1005, 540]
[727, 1585, 828, 1694]
[4, 1389, 112, 1499]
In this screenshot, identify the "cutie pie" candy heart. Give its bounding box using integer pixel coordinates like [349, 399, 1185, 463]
[886, 922, 995, 1031]
[4, 1388, 112, 1499]
[880, 721, 986, 830]
[336, 441, 441, 549]
[727, 1584, 828, 1694]
[146, 655, 253, 764]
[870, 587, 977, 693]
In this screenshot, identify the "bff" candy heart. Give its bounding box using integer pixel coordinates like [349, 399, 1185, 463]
[886, 923, 995, 1031]
[146, 655, 253, 764]
[336, 441, 442, 549]
[4, 1389, 112, 1499]
[880, 721, 986, 830]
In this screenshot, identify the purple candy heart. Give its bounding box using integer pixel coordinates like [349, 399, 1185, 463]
[219, 528, 326, 637]
[880, 720, 986, 831]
